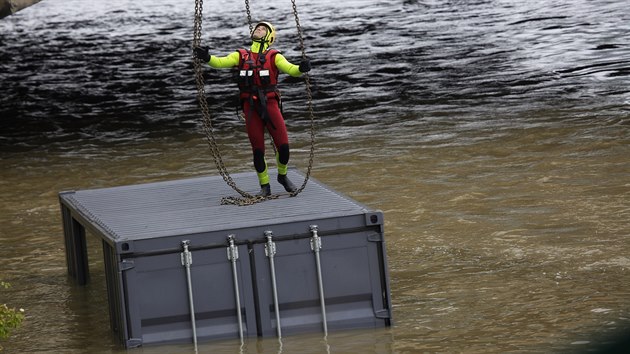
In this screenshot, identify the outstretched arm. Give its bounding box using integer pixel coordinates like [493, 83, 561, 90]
[209, 52, 240, 68]
[275, 53, 310, 77]
[193, 46, 240, 68]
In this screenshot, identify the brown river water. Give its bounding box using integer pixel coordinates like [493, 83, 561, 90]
[1, 0, 629, 352]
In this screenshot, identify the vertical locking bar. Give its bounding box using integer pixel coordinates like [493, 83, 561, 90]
[310, 225, 328, 336]
[264, 230, 282, 338]
[227, 234, 244, 342]
[181, 240, 197, 351]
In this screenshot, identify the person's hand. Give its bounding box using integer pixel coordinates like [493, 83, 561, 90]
[193, 46, 210, 62]
[299, 59, 311, 73]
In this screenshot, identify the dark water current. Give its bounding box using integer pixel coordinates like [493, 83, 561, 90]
[1, 0, 630, 353]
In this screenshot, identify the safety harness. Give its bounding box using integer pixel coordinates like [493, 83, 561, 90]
[235, 48, 281, 129]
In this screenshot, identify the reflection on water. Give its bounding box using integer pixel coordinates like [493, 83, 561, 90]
[1, 0, 630, 352]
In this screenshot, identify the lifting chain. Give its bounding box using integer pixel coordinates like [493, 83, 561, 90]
[193, 0, 316, 206]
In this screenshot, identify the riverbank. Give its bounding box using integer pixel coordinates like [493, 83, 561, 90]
[0, 0, 42, 18]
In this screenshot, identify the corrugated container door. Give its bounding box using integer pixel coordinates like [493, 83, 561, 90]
[252, 227, 391, 337]
[120, 243, 256, 346]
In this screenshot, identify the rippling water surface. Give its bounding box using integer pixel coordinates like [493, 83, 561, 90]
[1, 0, 629, 352]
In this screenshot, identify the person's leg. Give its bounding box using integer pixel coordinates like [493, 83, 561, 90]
[244, 101, 271, 196]
[265, 99, 296, 193]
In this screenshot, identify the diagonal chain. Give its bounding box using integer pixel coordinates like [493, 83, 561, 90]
[289, 0, 316, 196]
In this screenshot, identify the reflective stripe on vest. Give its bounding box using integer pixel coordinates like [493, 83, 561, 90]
[236, 48, 280, 98]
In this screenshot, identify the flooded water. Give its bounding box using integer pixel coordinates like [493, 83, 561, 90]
[1, 0, 629, 352]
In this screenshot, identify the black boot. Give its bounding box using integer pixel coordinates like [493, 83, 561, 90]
[257, 183, 271, 197]
[277, 174, 297, 193]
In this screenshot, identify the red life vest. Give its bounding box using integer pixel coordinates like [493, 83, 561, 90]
[236, 48, 280, 100]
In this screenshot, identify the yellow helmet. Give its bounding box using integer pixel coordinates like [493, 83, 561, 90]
[252, 21, 276, 46]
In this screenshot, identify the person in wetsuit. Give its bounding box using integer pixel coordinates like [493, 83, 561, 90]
[193, 21, 311, 197]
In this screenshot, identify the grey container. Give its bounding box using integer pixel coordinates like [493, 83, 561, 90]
[59, 169, 392, 348]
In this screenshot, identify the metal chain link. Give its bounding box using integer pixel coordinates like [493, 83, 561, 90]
[193, 0, 315, 206]
[194, 0, 257, 204]
[289, 0, 316, 197]
[245, 0, 253, 34]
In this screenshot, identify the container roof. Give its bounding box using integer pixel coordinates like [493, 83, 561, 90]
[60, 169, 372, 242]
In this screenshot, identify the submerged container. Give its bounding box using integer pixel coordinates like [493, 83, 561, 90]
[59, 169, 392, 348]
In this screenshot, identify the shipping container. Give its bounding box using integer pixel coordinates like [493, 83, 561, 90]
[59, 169, 392, 348]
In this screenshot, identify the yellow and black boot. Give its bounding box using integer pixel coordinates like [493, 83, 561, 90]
[258, 183, 271, 197]
[256, 162, 271, 197]
[276, 153, 297, 193]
